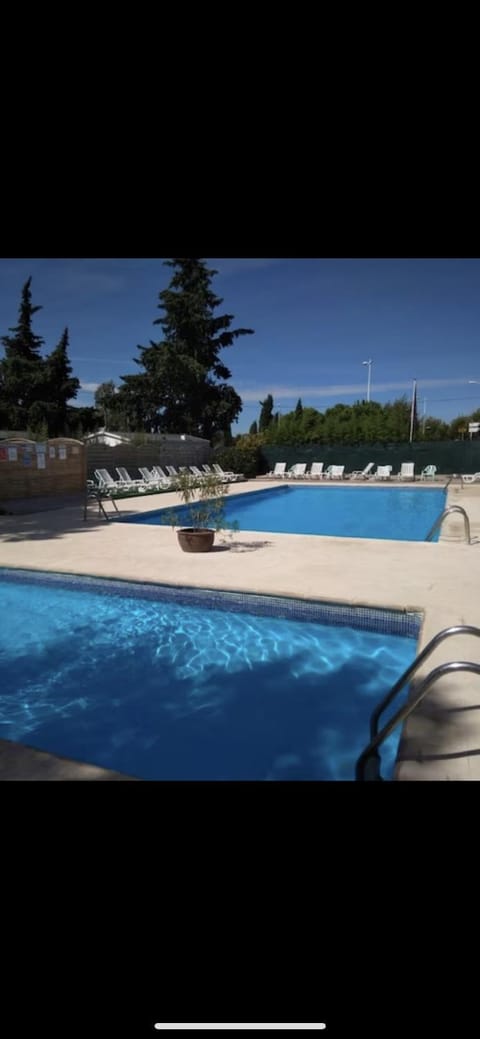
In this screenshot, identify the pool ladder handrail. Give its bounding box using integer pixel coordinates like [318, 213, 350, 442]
[356, 624, 480, 781]
[425, 504, 472, 543]
[84, 486, 119, 522]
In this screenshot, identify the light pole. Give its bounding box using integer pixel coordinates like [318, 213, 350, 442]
[362, 359, 373, 402]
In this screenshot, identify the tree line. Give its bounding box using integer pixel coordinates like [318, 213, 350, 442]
[246, 394, 479, 445]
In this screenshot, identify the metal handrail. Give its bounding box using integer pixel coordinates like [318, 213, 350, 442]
[356, 661, 480, 781]
[84, 487, 119, 522]
[356, 624, 480, 780]
[425, 505, 472, 543]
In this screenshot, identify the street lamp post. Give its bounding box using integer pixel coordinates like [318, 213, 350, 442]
[362, 359, 373, 403]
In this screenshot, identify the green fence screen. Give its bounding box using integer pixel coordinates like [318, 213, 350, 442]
[259, 441, 480, 475]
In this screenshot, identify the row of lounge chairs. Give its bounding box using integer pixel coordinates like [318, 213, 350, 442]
[90, 464, 241, 494]
[265, 462, 439, 481]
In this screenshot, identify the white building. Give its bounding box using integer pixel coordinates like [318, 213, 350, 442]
[83, 429, 132, 447]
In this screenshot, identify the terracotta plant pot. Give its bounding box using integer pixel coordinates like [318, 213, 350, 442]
[177, 528, 215, 553]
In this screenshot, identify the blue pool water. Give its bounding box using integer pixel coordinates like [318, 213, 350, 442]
[0, 569, 419, 780]
[126, 485, 447, 541]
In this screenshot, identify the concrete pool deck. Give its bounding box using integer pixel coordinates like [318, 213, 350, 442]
[1, 476, 480, 780]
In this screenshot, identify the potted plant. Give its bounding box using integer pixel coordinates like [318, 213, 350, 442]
[168, 469, 235, 552]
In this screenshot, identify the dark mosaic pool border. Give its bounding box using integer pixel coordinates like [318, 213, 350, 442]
[0, 567, 422, 639]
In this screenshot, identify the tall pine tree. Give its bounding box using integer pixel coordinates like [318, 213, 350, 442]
[1, 280, 82, 435]
[43, 328, 81, 435]
[0, 277, 45, 428]
[119, 259, 253, 438]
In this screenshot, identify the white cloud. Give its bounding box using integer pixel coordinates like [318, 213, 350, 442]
[237, 377, 471, 402]
[79, 382, 100, 393]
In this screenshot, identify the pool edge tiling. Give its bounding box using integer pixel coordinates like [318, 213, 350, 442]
[0, 567, 423, 638]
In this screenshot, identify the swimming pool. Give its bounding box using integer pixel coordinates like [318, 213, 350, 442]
[125, 485, 447, 541]
[0, 568, 420, 780]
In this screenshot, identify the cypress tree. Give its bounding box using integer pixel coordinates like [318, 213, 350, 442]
[0, 277, 45, 427]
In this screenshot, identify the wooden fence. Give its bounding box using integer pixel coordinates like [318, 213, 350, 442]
[85, 441, 211, 481]
[0, 438, 87, 501]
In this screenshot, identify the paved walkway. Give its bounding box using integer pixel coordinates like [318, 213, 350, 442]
[1, 477, 480, 780]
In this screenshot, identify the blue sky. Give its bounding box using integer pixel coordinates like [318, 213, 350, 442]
[1, 257, 480, 432]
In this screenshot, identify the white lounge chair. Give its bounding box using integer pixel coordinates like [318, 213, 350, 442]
[202, 464, 213, 474]
[266, 462, 286, 478]
[397, 462, 415, 481]
[350, 462, 375, 481]
[189, 465, 208, 480]
[420, 465, 437, 481]
[116, 466, 144, 487]
[138, 467, 169, 490]
[151, 465, 173, 486]
[285, 463, 307, 479]
[325, 465, 345, 480]
[372, 465, 392, 480]
[166, 466, 180, 478]
[213, 463, 241, 481]
[309, 462, 324, 479]
[94, 468, 123, 493]
[461, 472, 480, 484]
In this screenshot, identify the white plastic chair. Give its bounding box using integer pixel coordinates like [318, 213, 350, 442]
[213, 463, 239, 481]
[372, 465, 392, 480]
[151, 466, 173, 486]
[461, 472, 480, 484]
[309, 462, 324, 479]
[285, 463, 307, 479]
[350, 462, 375, 481]
[325, 465, 345, 480]
[397, 462, 415, 481]
[420, 465, 437, 481]
[138, 467, 167, 489]
[94, 468, 123, 493]
[115, 466, 144, 487]
[266, 462, 286, 478]
[189, 466, 208, 480]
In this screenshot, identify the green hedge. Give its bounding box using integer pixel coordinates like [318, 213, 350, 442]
[215, 442, 262, 478]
